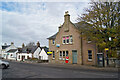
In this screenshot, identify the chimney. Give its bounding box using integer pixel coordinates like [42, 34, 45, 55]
[64, 11, 70, 32]
[4, 43, 7, 46]
[37, 41, 40, 47]
[22, 43, 25, 48]
[11, 42, 14, 45]
[64, 11, 70, 23]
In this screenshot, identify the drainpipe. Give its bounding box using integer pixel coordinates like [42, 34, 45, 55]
[81, 32, 83, 65]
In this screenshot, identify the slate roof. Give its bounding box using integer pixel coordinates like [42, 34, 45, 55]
[7, 49, 17, 53]
[18, 46, 38, 53]
[47, 23, 81, 40]
[41, 46, 49, 53]
[2, 45, 10, 49]
[47, 32, 58, 40]
[47, 22, 90, 40]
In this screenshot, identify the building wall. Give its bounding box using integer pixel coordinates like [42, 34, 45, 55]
[33, 47, 41, 59]
[17, 53, 32, 61]
[48, 12, 97, 66]
[39, 49, 48, 60]
[49, 21, 82, 64]
[82, 39, 97, 66]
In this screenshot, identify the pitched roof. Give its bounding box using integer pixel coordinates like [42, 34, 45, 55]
[47, 22, 81, 40]
[7, 49, 17, 53]
[2, 45, 10, 49]
[47, 32, 58, 40]
[41, 46, 49, 53]
[18, 46, 38, 53]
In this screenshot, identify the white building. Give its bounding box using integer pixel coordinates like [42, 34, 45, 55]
[17, 42, 41, 61]
[39, 47, 49, 60]
[1, 42, 17, 59]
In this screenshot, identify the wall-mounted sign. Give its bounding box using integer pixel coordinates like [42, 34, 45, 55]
[47, 52, 52, 55]
[105, 48, 109, 51]
[56, 44, 60, 48]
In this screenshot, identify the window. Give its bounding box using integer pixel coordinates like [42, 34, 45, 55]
[63, 51, 65, 59]
[11, 54, 13, 57]
[63, 37, 66, 44]
[66, 51, 69, 57]
[66, 36, 69, 44]
[18, 55, 20, 59]
[52, 51, 55, 59]
[52, 40, 55, 45]
[70, 35, 73, 44]
[87, 37, 92, 43]
[59, 51, 62, 59]
[88, 50, 92, 61]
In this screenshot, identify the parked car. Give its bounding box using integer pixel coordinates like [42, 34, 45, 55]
[0, 60, 9, 69]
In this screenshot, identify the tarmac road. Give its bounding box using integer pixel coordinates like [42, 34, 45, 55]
[2, 61, 118, 78]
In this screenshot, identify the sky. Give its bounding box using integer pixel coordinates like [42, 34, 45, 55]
[0, 1, 91, 47]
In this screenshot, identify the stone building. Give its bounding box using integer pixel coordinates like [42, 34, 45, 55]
[47, 11, 97, 66]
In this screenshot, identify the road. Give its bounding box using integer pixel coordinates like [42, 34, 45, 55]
[2, 61, 118, 78]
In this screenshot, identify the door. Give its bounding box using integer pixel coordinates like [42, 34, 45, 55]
[72, 50, 77, 64]
[22, 56, 25, 61]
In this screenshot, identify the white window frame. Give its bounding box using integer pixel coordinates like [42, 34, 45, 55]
[88, 50, 92, 61]
[62, 36, 66, 44]
[52, 40, 55, 45]
[69, 35, 73, 44]
[66, 36, 69, 44]
[52, 51, 55, 59]
[59, 51, 62, 60]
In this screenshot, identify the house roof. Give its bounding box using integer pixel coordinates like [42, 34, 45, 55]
[41, 46, 49, 53]
[7, 49, 17, 53]
[47, 22, 82, 40]
[47, 32, 58, 40]
[18, 46, 39, 53]
[2, 45, 10, 49]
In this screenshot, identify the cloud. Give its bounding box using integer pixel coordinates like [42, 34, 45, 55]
[1, 2, 90, 47]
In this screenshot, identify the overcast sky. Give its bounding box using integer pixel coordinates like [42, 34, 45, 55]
[0, 1, 90, 47]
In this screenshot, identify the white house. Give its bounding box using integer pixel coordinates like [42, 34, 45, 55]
[6, 49, 18, 60]
[39, 47, 49, 60]
[1, 42, 17, 59]
[17, 42, 41, 61]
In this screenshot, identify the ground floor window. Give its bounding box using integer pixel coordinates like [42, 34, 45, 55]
[88, 50, 92, 61]
[52, 51, 55, 59]
[59, 51, 69, 60]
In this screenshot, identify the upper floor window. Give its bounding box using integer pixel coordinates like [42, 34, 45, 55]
[62, 35, 73, 44]
[52, 40, 55, 45]
[88, 50, 92, 61]
[70, 35, 73, 44]
[66, 36, 69, 44]
[63, 37, 66, 44]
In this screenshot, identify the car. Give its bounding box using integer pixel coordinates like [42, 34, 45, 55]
[0, 60, 9, 69]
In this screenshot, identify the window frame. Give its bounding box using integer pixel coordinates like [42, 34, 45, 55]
[52, 51, 55, 59]
[88, 50, 92, 61]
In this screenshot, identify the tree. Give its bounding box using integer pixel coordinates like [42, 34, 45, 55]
[77, 1, 120, 58]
